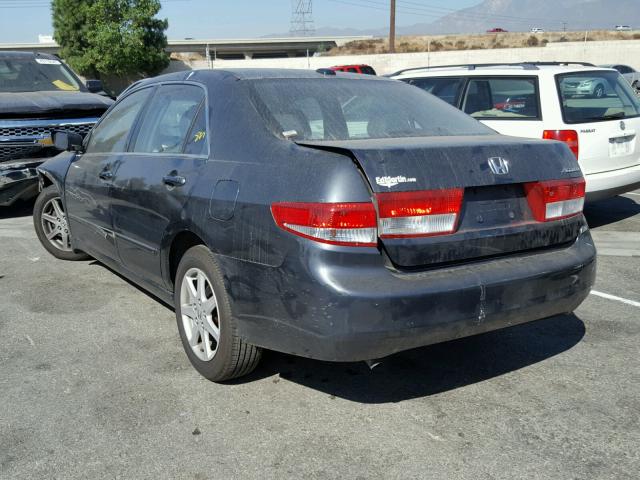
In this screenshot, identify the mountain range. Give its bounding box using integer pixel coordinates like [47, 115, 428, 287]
[284, 0, 640, 37]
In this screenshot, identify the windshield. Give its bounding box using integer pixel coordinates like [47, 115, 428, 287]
[556, 70, 640, 124]
[249, 78, 494, 141]
[0, 57, 82, 93]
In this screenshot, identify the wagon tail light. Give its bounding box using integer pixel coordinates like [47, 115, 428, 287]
[543, 130, 579, 159]
[524, 177, 586, 222]
[271, 188, 464, 246]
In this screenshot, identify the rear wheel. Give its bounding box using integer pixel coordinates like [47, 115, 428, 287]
[33, 186, 89, 261]
[174, 245, 261, 382]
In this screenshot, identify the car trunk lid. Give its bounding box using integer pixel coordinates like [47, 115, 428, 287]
[298, 135, 585, 268]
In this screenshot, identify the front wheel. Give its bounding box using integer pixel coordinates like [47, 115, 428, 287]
[33, 186, 90, 261]
[174, 245, 262, 382]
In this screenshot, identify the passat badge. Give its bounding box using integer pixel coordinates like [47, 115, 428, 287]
[375, 175, 417, 188]
[488, 157, 510, 175]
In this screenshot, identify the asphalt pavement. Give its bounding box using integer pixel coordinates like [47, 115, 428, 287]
[1, 191, 639, 480]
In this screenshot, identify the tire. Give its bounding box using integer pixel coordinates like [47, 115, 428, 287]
[174, 245, 262, 382]
[593, 84, 605, 98]
[33, 185, 90, 261]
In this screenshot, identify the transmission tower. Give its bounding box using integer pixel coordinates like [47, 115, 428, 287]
[290, 0, 315, 37]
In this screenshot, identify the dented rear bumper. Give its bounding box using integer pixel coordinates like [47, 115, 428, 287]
[225, 224, 597, 362]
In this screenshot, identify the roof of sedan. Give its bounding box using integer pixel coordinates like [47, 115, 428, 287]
[0, 50, 59, 60]
[136, 68, 390, 85]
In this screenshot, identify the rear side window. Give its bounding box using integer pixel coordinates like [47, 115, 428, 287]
[183, 105, 209, 156]
[86, 87, 152, 154]
[556, 71, 640, 124]
[405, 77, 463, 106]
[462, 77, 540, 119]
[360, 66, 376, 75]
[133, 84, 205, 154]
[249, 78, 493, 141]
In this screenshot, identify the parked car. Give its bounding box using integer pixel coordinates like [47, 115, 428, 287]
[330, 64, 376, 75]
[530, 28, 544, 34]
[0, 51, 113, 206]
[34, 69, 596, 382]
[599, 64, 640, 91]
[391, 62, 640, 201]
[487, 28, 508, 33]
[614, 25, 631, 31]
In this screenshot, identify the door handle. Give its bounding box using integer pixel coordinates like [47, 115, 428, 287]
[163, 174, 186, 187]
[98, 170, 113, 181]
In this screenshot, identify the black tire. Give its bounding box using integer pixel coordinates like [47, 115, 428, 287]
[593, 84, 605, 98]
[33, 185, 90, 261]
[174, 245, 262, 382]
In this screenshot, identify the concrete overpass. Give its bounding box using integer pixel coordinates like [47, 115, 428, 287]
[0, 36, 371, 60]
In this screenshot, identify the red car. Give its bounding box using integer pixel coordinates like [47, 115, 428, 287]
[487, 28, 508, 33]
[330, 64, 377, 75]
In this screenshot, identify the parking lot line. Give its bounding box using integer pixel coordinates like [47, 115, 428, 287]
[625, 192, 640, 196]
[591, 290, 640, 308]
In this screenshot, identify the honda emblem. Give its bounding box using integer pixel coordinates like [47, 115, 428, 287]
[488, 157, 510, 175]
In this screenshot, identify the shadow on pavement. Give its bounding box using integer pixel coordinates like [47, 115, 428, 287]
[0, 199, 34, 219]
[235, 314, 586, 403]
[584, 195, 640, 229]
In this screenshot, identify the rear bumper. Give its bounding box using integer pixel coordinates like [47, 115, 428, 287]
[585, 164, 640, 202]
[0, 159, 43, 206]
[223, 225, 597, 362]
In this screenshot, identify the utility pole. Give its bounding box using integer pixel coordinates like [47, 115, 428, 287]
[389, 0, 396, 53]
[562, 21, 567, 32]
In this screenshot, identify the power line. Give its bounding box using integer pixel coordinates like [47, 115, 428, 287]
[325, 0, 569, 28]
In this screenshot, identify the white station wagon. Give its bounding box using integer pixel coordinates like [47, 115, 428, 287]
[391, 62, 640, 201]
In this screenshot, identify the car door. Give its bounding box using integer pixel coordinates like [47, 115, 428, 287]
[65, 87, 154, 263]
[109, 83, 209, 288]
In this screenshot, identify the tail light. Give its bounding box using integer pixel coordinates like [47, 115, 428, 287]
[543, 130, 579, 159]
[271, 202, 377, 246]
[272, 188, 465, 245]
[376, 188, 464, 238]
[524, 178, 586, 222]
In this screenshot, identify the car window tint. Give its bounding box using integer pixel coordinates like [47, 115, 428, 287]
[360, 66, 376, 75]
[463, 77, 540, 119]
[406, 77, 463, 105]
[556, 71, 640, 124]
[86, 88, 152, 154]
[133, 84, 205, 154]
[183, 104, 208, 156]
[250, 78, 493, 141]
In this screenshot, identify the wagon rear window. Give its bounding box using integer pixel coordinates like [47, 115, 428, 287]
[556, 71, 640, 124]
[249, 78, 493, 141]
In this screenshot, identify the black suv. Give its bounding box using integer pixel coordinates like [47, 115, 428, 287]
[0, 51, 113, 206]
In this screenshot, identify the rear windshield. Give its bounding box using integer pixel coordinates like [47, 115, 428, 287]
[248, 78, 493, 141]
[0, 57, 81, 93]
[556, 71, 640, 124]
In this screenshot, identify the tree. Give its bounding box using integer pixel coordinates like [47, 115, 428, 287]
[52, 0, 169, 80]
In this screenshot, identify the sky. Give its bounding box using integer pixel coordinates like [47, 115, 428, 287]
[0, 0, 481, 43]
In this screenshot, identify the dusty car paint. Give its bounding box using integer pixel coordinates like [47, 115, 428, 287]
[38, 69, 597, 363]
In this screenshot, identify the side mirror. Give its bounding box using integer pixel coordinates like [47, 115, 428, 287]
[54, 131, 84, 152]
[85, 79, 103, 94]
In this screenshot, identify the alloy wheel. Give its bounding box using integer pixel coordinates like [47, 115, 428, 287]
[40, 197, 73, 252]
[180, 268, 220, 361]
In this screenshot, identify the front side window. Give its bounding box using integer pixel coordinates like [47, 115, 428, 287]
[405, 77, 463, 106]
[86, 88, 152, 154]
[249, 78, 493, 142]
[556, 71, 640, 124]
[0, 56, 81, 92]
[133, 84, 205, 154]
[462, 77, 540, 119]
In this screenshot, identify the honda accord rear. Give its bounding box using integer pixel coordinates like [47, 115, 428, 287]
[35, 69, 596, 381]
